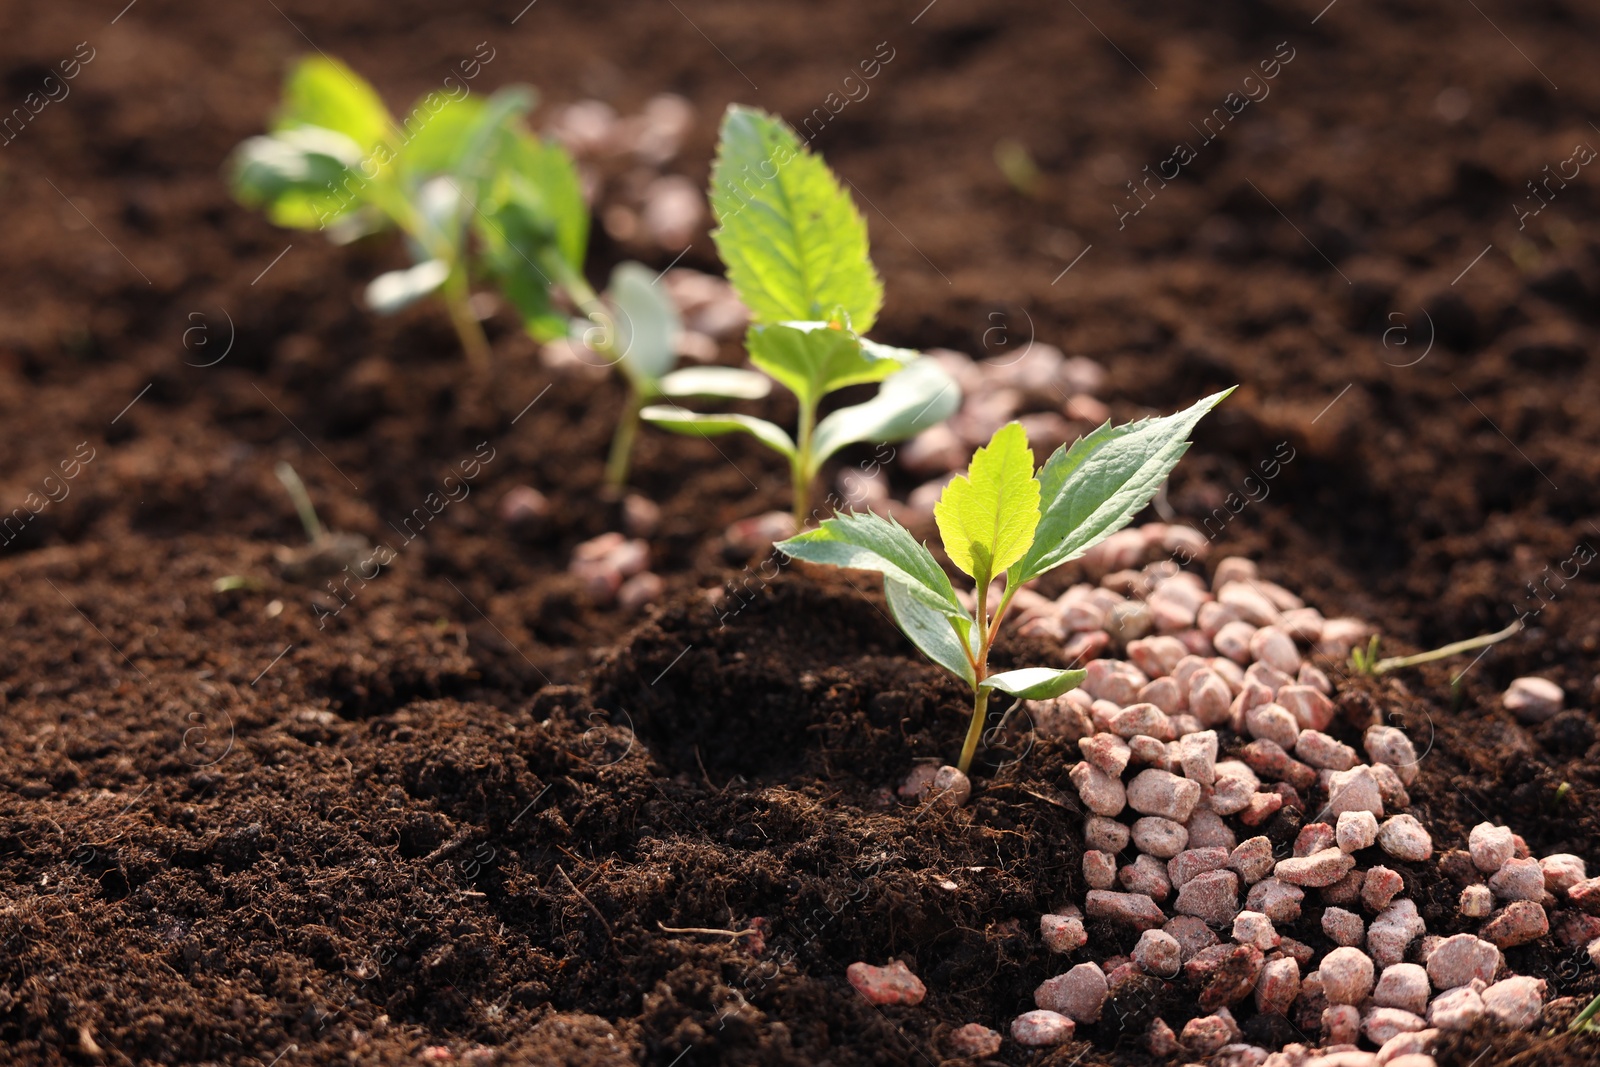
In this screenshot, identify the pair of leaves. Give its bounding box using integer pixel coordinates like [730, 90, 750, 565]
[777, 389, 1233, 698]
[746, 319, 918, 412]
[641, 354, 958, 465]
[882, 569, 1084, 699]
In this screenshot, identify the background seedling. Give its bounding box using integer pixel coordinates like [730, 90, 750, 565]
[585, 262, 770, 489]
[778, 390, 1232, 772]
[269, 462, 369, 582]
[642, 106, 961, 528]
[1348, 618, 1524, 676]
[229, 56, 586, 375]
[211, 462, 367, 590]
[1570, 991, 1600, 1033]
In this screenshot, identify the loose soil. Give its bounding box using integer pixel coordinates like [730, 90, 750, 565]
[2, 0, 1598, 1064]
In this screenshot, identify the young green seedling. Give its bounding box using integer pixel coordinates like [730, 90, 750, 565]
[642, 106, 961, 528]
[588, 262, 771, 489]
[777, 390, 1233, 773]
[229, 56, 586, 374]
[1347, 618, 1524, 676]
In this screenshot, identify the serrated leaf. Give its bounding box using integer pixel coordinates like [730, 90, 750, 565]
[640, 406, 796, 458]
[810, 357, 961, 464]
[934, 422, 1040, 585]
[276, 56, 392, 153]
[609, 261, 681, 382]
[364, 258, 449, 312]
[776, 511, 968, 622]
[1012, 388, 1233, 585]
[979, 667, 1087, 699]
[885, 578, 975, 687]
[746, 320, 907, 410]
[657, 366, 772, 399]
[709, 106, 882, 329]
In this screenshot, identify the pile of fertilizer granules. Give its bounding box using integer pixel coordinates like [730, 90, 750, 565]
[862, 526, 1595, 1066]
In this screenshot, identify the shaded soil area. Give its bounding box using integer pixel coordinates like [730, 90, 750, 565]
[1, 0, 1599, 1064]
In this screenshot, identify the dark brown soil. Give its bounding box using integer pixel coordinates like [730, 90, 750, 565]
[1, 0, 1598, 1064]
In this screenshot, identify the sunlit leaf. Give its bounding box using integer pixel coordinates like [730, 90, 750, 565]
[709, 106, 882, 329]
[934, 422, 1040, 585]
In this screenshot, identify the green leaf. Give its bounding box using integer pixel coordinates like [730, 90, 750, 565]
[394, 95, 485, 176]
[709, 105, 882, 329]
[1014, 389, 1233, 585]
[657, 366, 772, 399]
[364, 258, 449, 312]
[884, 578, 975, 688]
[400, 87, 534, 187]
[980, 667, 1087, 699]
[454, 88, 537, 187]
[609, 261, 681, 383]
[639, 406, 796, 458]
[746, 320, 908, 410]
[476, 130, 587, 278]
[776, 511, 967, 622]
[934, 422, 1041, 585]
[487, 255, 565, 341]
[810, 357, 961, 465]
[474, 133, 586, 341]
[228, 127, 368, 230]
[276, 56, 392, 153]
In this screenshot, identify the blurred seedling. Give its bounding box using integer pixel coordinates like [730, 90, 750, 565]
[1348, 618, 1523, 676]
[206, 462, 365, 590]
[779, 390, 1232, 773]
[229, 56, 586, 376]
[1570, 991, 1600, 1033]
[581, 262, 770, 489]
[643, 106, 962, 529]
[993, 138, 1043, 198]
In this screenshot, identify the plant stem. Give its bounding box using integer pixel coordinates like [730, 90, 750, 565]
[957, 684, 990, 776]
[384, 181, 491, 377]
[443, 277, 493, 377]
[956, 576, 995, 775]
[1372, 618, 1524, 674]
[791, 399, 817, 530]
[273, 462, 325, 544]
[606, 386, 643, 490]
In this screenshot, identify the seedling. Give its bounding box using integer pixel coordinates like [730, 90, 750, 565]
[586, 262, 770, 489]
[212, 462, 367, 590]
[229, 56, 586, 374]
[778, 390, 1232, 773]
[1348, 618, 1523, 676]
[642, 106, 961, 528]
[1570, 991, 1600, 1033]
[269, 462, 370, 582]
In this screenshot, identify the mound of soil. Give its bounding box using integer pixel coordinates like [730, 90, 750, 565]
[1, 0, 1598, 1064]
